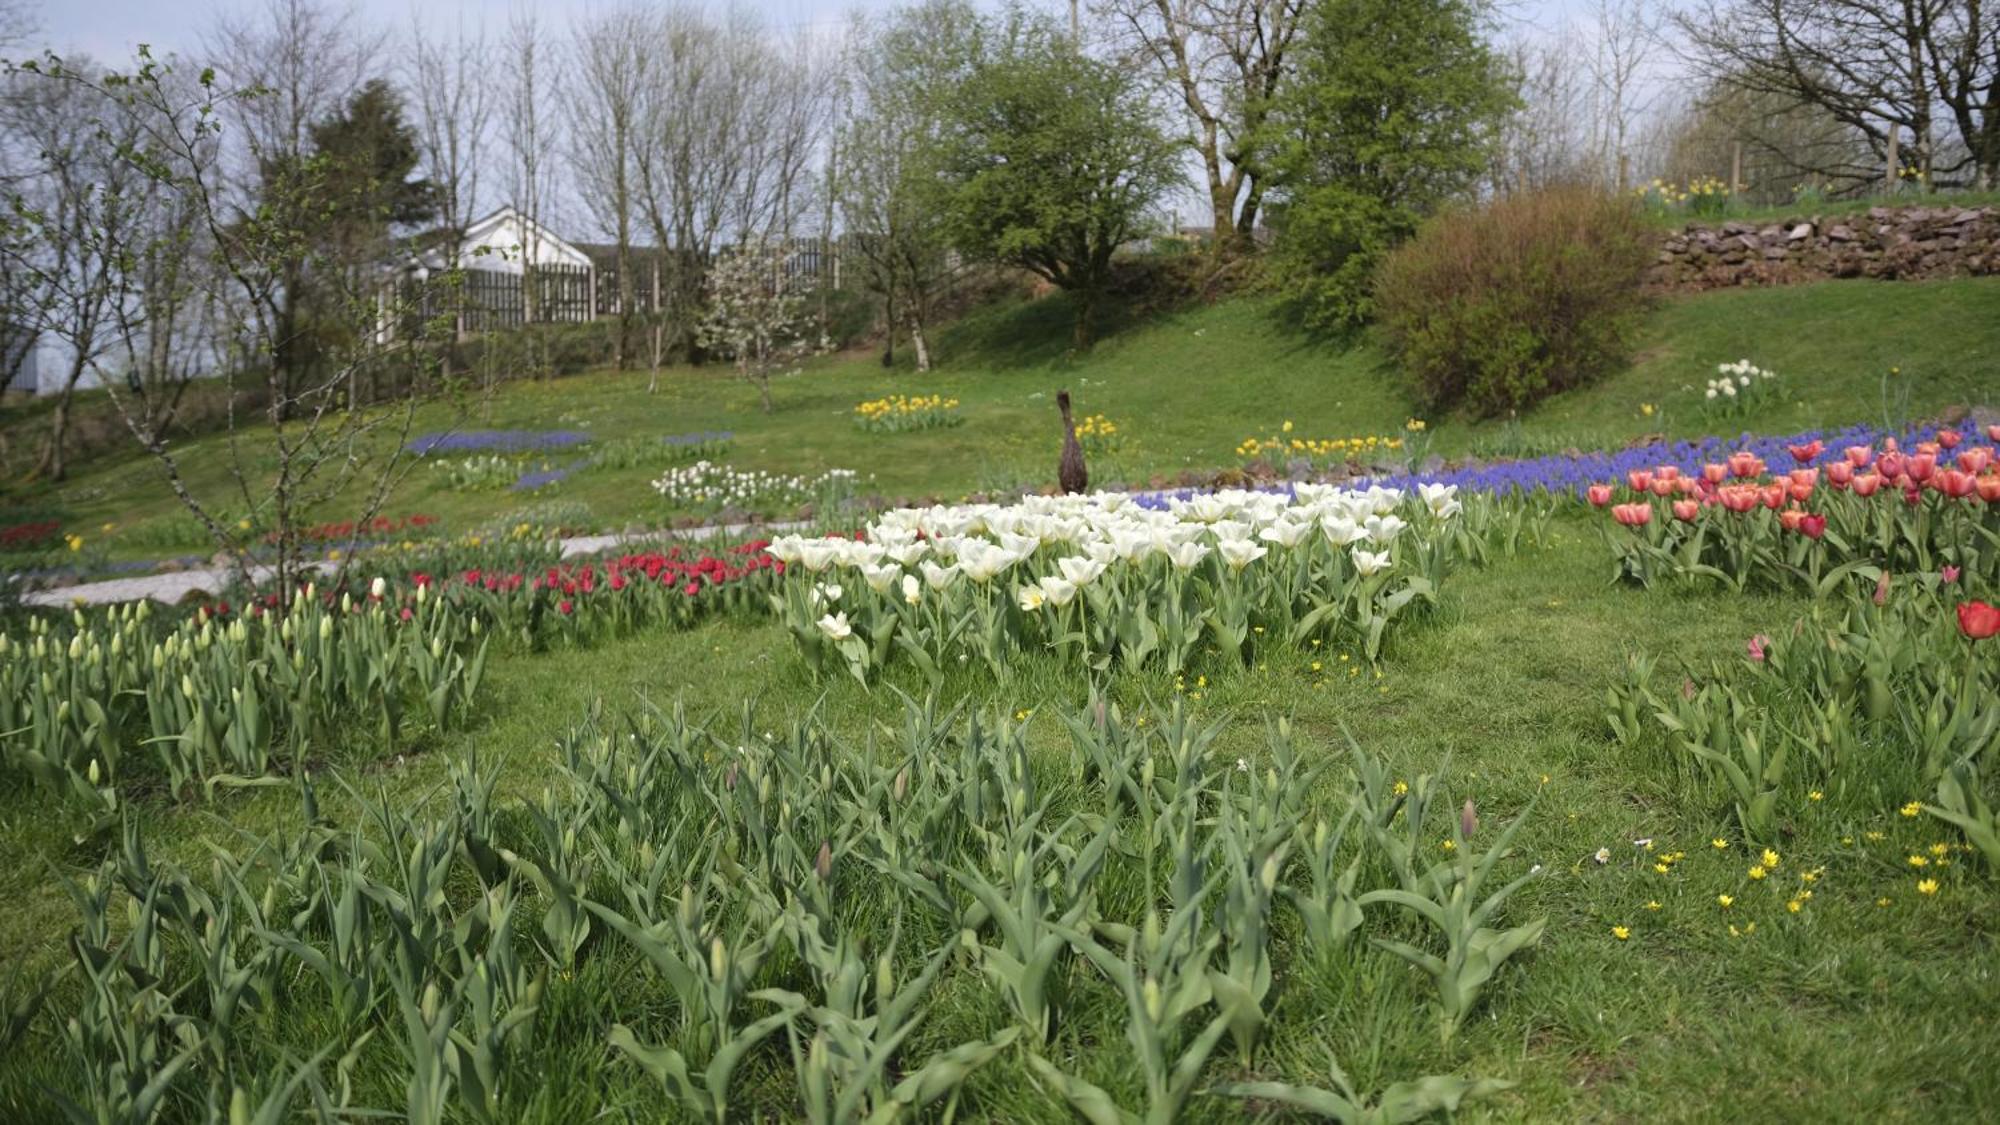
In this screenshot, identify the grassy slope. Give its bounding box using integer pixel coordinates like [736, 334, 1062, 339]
[11, 275, 2000, 561]
[3, 521, 1993, 1121]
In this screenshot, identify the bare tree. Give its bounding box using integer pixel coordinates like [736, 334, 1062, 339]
[406, 14, 490, 352]
[1491, 31, 1595, 193]
[8, 43, 451, 594]
[1583, 0, 1667, 190]
[568, 5, 652, 374]
[501, 10, 559, 375]
[1678, 0, 1999, 191]
[0, 64, 141, 479]
[837, 0, 979, 370]
[1096, 0, 1307, 250]
[632, 7, 832, 373]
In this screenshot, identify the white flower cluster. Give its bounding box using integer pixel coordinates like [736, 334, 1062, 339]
[1705, 359, 1776, 400]
[651, 460, 857, 510]
[769, 482, 1459, 621]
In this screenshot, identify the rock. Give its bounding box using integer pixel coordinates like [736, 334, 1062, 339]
[1787, 222, 1813, 240]
[1828, 224, 1855, 241]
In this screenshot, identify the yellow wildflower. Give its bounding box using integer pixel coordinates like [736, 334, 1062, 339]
[1899, 802, 1921, 817]
[1717, 894, 1734, 908]
[1748, 866, 1767, 880]
[1916, 878, 1940, 896]
[1611, 925, 1630, 941]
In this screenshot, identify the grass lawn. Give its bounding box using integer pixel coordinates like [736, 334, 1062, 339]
[2, 276, 1997, 1121]
[9, 276, 1999, 565]
[2, 515, 1993, 1121]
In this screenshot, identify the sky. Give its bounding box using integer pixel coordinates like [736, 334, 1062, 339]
[33, 0, 1617, 66]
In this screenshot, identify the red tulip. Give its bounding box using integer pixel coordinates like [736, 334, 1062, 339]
[1988, 424, 2000, 442]
[1612, 502, 1653, 526]
[1702, 462, 1728, 484]
[1826, 461, 1854, 487]
[1843, 445, 1873, 467]
[1939, 469, 1978, 499]
[1938, 429, 1962, 449]
[1957, 601, 2000, 640]
[1878, 451, 1905, 479]
[558, 599, 574, 615]
[1628, 469, 1654, 493]
[1979, 474, 2000, 503]
[1852, 471, 1882, 497]
[1587, 484, 1614, 507]
[1673, 499, 1700, 521]
[1907, 454, 1936, 483]
[1728, 452, 1764, 479]
[1788, 440, 1823, 464]
[1798, 513, 1826, 539]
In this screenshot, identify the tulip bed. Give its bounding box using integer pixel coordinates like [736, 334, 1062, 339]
[766, 485, 1468, 686]
[26, 694, 1545, 1123]
[1596, 427, 2000, 594]
[0, 587, 487, 813]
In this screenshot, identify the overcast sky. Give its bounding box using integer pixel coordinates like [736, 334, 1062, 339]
[34, 0, 1623, 66]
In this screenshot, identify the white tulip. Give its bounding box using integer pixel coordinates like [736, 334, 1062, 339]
[1056, 556, 1107, 587]
[901, 574, 921, 604]
[1216, 537, 1268, 570]
[1351, 548, 1392, 576]
[816, 612, 852, 640]
[1165, 541, 1212, 570]
[1036, 575, 1079, 606]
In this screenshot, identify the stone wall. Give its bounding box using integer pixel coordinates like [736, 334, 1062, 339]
[1649, 205, 2000, 291]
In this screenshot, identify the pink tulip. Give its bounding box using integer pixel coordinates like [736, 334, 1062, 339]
[1728, 452, 1764, 479]
[1788, 440, 1823, 464]
[1957, 448, 1992, 473]
[1942, 565, 1961, 584]
[1587, 484, 1614, 507]
[1673, 499, 1699, 521]
[1878, 451, 1905, 479]
[1874, 572, 1891, 605]
[1853, 472, 1883, 497]
[1938, 428, 1962, 450]
[1628, 469, 1654, 493]
[1843, 445, 1873, 467]
[1655, 465, 1681, 482]
[1612, 502, 1653, 527]
[1799, 513, 1826, 539]
[1988, 424, 2000, 443]
[1826, 461, 1854, 487]
[1649, 476, 1676, 497]
[1702, 462, 1728, 484]
[1939, 470, 1978, 498]
[1980, 475, 2000, 503]
[1907, 454, 1936, 483]
[1747, 634, 1768, 662]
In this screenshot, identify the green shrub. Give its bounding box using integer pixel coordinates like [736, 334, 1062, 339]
[1374, 185, 1654, 417]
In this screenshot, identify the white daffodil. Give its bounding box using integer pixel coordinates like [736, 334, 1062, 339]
[816, 612, 852, 640]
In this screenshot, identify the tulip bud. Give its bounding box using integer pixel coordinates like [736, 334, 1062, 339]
[1142, 976, 1164, 1023]
[87, 759, 100, 785]
[1460, 799, 1479, 839]
[470, 616, 481, 636]
[875, 953, 895, 1005]
[892, 768, 908, 802]
[709, 937, 727, 981]
[1259, 850, 1282, 892]
[815, 840, 832, 881]
[369, 577, 386, 600]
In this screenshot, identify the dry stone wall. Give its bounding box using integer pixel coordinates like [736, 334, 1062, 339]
[1649, 205, 2000, 291]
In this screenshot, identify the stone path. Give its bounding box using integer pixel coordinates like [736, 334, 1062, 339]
[19, 519, 807, 607]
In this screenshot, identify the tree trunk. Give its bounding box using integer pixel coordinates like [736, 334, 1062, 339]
[881, 285, 896, 368]
[1071, 289, 1095, 351]
[39, 391, 72, 481]
[908, 305, 931, 373]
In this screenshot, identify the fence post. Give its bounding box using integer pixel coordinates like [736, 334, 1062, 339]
[1885, 128, 1899, 194]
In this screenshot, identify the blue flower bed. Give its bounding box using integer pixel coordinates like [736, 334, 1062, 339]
[405, 430, 593, 456]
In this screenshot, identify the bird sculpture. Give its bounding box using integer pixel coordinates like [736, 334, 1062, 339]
[1057, 389, 1088, 495]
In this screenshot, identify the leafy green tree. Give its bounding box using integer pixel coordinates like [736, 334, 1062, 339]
[1268, 0, 1515, 331]
[935, 12, 1181, 349]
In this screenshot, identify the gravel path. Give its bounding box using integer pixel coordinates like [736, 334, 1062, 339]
[19, 518, 807, 607]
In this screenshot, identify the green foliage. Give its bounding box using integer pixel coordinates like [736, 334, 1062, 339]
[1268, 0, 1516, 331]
[1375, 185, 1654, 416]
[935, 11, 1183, 348]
